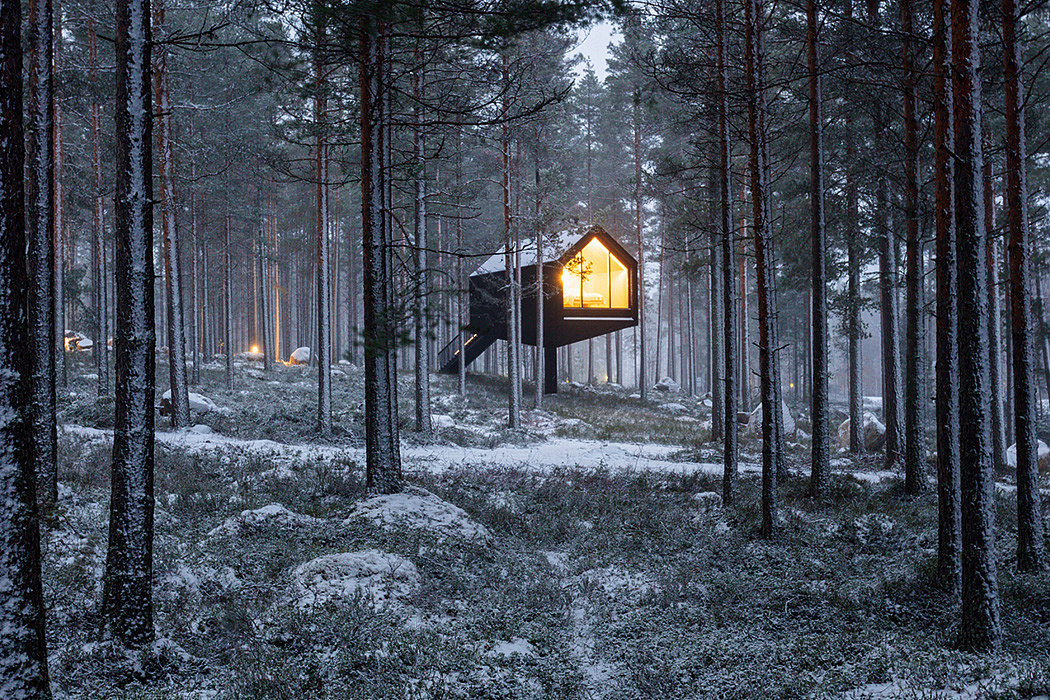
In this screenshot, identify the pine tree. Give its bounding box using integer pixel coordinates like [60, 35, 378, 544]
[1003, 0, 1047, 572]
[952, 0, 1001, 652]
[0, 0, 52, 691]
[102, 0, 157, 647]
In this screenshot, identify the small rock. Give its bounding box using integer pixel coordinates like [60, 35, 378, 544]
[654, 377, 681, 393]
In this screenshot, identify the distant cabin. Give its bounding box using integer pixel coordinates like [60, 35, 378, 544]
[438, 224, 638, 393]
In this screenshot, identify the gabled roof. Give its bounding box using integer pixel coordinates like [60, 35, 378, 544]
[470, 225, 629, 277]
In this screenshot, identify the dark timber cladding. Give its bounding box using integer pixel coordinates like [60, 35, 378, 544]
[438, 225, 638, 394]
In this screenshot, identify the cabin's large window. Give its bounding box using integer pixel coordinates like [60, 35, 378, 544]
[562, 238, 629, 309]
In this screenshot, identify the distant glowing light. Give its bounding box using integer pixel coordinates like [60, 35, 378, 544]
[251, 345, 260, 354]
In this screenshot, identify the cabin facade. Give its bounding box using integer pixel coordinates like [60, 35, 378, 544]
[438, 224, 638, 393]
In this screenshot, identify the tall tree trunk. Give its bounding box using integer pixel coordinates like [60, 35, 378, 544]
[361, 16, 402, 493]
[154, 0, 190, 429]
[933, 0, 961, 593]
[985, 161, 1006, 468]
[53, 0, 66, 390]
[746, 0, 779, 539]
[902, 0, 925, 494]
[27, 0, 57, 509]
[716, 0, 737, 505]
[102, 0, 155, 647]
[314, 15, 332, 436]
[89, 12, 109, 396]
[0, 2, 52, 690]
[807, 0, 829, 499]
[846, 126, 863, 455]
[952, 0, 1000, 652]
[503, 55, 521, 429]
[634, 88, 647, 400]
[413, 36, 431, 437]
[224, 202, 233, 389]
[456, 125, 467, 395]
[1004, 0, 1046, 571]
[710, 164, 724, 440]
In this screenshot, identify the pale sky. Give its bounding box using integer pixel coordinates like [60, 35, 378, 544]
[572, 21, 621, 82]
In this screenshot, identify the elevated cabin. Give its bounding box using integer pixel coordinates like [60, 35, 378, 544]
[438, 224, 638, 393]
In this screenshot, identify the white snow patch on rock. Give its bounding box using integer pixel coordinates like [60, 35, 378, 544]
[187, 424, 214, 435]
[748, 399, 796, 436]
[208, 503, 318, 537]
[431, 414, 455, 429]
[1005, 440, 1050, 470]
[659, 402, 688, 413]
[654, 377, 680, 393]
[291, 550, 418, 609]
[346, 486, 490, 542]
[289, 346, 311, 364]
[162, 389, 218, 415]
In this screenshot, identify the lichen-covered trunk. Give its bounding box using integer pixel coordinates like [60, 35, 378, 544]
[360, 18, 402, 494]
[1003, 0, 1046, 572]
[717, 0, 737, 506]
[27, 0, 57, 510]
[709, 161, 724, 440]
[951, 0, 1000, 652]
[807, 0, 829, 499]
[902, 0, 925, 494]
[102, 0, 156, 647]
[153, 0, 190, 430]
[413, 39, 431, 437]
[0, 1, 52, 691]
[933, 0, 961, 593]
[745, 0, 779, 539]
[314, 19, 332, 436]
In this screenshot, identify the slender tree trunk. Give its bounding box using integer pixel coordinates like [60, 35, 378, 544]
[314, 15, 332, 436]
[985, 162, 1006, 468]
[27, 0, 57, 510]
[634, 89, 647, 400]
[902, 0, 925, 494]
[89, 12, 109, 396]
[53, 0, 66, 390]
[0, 3, 51, 691]
[710, 163, 724, 439]
[807, 0, 829, 499]
[933, 0, 961, 593]
[361, 17, 402, 493]
[413, 37, 431, 437]
[503, 55, 521, 429]
[223, 201, 233, 389]
[154, 0, 190, 429]
[102, 0, 155, 647]
[1004, 0, 1046, 571]
[952, 0, 1000, 652]
[716, 0, 737, 505]
[456, 126, 467, 395]
[746, 0, 779, 539]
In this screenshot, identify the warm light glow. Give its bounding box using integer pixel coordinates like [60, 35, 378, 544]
[251, 345, 260, 354]
[562, 237, 629, 309]
[789, 382, 795, 389]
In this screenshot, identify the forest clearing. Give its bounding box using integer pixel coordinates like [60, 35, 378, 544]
[5, 0, 1050, 698]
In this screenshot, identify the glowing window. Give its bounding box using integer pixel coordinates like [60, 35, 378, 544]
[562, 238, 630, 309]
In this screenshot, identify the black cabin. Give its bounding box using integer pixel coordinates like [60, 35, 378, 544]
[438, 224, 639, 393]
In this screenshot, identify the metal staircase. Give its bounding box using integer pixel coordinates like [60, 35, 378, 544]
[437, 330, 498, 374]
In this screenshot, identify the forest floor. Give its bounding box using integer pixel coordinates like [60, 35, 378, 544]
[47, 354, 1050, 699]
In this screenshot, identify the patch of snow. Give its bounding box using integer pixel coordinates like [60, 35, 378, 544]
[291, 550, 419, 609]
[748, 399, 796, 436]
[346, 486, 490, 542]
[208, 503, 318, 537]
[484, 637, 537, 658]
[1005, 440, 1050, 470]
[289, 346, 311, 364]
[186, 424, 213, 435]
[161, 389, 217, 415]
[431, 414, 455, 429]
[654, 377, 680, 393]
[659, 402, 688, 413]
